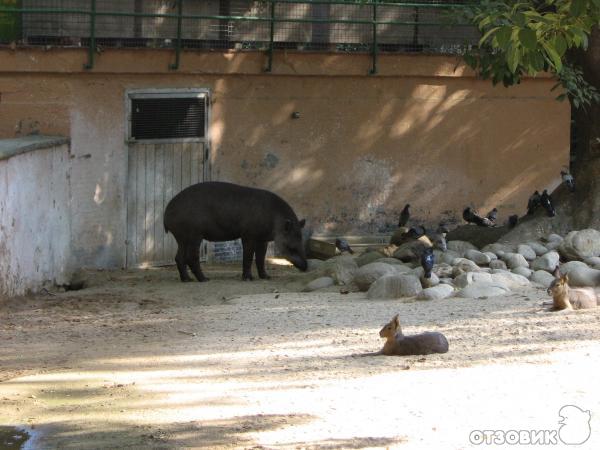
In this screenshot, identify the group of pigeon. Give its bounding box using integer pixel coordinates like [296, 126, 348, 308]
[333, 168, 576, 284]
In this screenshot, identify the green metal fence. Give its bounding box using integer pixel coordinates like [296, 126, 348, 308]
[0, 1, 478, 72]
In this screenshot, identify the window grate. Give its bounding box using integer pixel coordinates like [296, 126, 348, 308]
[130, 97, 206, 141]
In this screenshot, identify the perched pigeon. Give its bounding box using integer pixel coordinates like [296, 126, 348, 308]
[420, 247, 435, 279]
[398, 204, 410, 227]
[540, 190, 556, 217]
[463, 207, 491, 227]
[561, 170, 575, 192]
[335, 238, 354, 254]
[486, 208, 498, 224]
[508, 214, 519, 228]
[527, 191, 541, 215]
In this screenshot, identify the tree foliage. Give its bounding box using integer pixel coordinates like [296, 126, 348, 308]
[457, 0, 600, 108]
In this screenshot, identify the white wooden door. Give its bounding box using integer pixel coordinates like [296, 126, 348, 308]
[126, 141, 206, 267]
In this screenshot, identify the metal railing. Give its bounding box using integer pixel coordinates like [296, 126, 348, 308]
[0, 1, 478, 72]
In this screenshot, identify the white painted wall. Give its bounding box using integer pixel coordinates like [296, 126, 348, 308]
[0, 142, 72, 297]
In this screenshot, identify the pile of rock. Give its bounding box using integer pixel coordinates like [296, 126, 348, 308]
[302, 228, 600, 301]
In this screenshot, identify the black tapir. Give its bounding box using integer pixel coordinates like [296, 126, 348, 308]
[164, 181, 308, 282]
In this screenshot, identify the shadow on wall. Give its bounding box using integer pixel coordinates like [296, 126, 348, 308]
[211, 70, 568, 235]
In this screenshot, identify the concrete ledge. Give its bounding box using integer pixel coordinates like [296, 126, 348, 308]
[0, 135, 70, 161]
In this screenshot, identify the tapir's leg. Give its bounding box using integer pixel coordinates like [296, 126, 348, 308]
[255, 241, 270, 279]
[241, 238, 256, 281]
[175, 241, 193, 282]
[187, 242, 208, 282]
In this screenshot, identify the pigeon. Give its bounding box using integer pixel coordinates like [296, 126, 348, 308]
[335, 238, 354, 254]
[561, 170, 575, 192]
[507, 214, 518, 228]
[527, 191, 541, 215]
[486, 208, 498, 224]
[463, 207, 491, 227]
[420, 247, 435, 279]
[540, 190, 556, 217]
[398, 204, 410, 227]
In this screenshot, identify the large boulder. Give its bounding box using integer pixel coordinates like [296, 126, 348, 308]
[481, 243, 515, 256]
[321, 254, 358, 285]
[417, 284, 454, 301]
[502, 252, 529, 269]
[563, 266, 600, 287]
[307, 259, 325, 272]
[585, 256, 600, 269]
[353, 262, 398, 291]
[446, 225, 512, 249]
[558, 229, 600, 261]
[454, 281, 511, 299]
[439, 250, 461, 265]
[530, 251, 560, 272]
[367, 274, 422, 299]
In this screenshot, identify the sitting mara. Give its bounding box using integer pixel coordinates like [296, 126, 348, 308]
[547, 274, 599, 311]
[379, 314, 449, 356]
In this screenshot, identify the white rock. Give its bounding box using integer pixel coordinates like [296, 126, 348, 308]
[356, 251, 385, 267]
[511, 266, 532, 279]
[454, 281, 511, 298]
[530, 251, 560, 272]
[585, 256, 600, 269]
[481, 243, 514, 255]
[440, 250, 461, 265]
[366, 274, 422, 299]
[547, 233, 563, 243]
[491, 272, 530, 288]
[420, 273, 440, 288]
[304, 276, 334, 292]
[531, 270, 556, 288]
[321, 254, 358, 285]
[517, 244, 537, 261]
[454, 272, 493, 289]
[526, 242, 549, 256]
[483, 252, 498, 261]
[502, 252, 529, 269]
[417, 284, 454, 301]
[558, 229, 600, 261]
[353, 262, 397, 291]
[464, 249, 491, 265]
[489, 259, 508, 271]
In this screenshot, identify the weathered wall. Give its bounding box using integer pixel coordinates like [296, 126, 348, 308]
[0, 49, 570, 269]
[0, 138, 71, 297]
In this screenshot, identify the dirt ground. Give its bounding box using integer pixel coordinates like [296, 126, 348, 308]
[1, 262, 600, 449]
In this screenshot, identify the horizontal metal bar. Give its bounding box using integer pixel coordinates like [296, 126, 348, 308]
[0, 7, 472, 27]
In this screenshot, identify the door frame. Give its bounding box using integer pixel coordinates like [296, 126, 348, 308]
[124, 88, 212, 268]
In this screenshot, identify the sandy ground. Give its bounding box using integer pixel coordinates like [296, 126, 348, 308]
[1, 262, 600, 449]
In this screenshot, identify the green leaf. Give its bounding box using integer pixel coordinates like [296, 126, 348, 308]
[479, 26, 500, 46]
[519, 28, 537, 50]
[495, 26, 513, 49]
[570, 0, 587, 17]
[556, 93, 567, 102]
[542, 42, 563, 73]
[553, 34, 567, 56]
[507, 45, 520, 73]
[531, 51, 545, 72]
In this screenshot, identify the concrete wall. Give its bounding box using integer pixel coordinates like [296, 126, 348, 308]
[0, 137, 71, 297]
[0, 49, 570, 270]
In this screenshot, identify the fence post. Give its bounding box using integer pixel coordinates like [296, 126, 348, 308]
[169, 0, 183, 70]
[265, 0, 275, 72]
[369, 0, 378, 75]
[84, 0, 96, 69]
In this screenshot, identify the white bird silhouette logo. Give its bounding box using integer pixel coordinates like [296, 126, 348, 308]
[558, 405, 591, 445]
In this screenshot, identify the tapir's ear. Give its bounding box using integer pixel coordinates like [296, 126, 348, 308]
[299, 218, 306, 229]
[563, 274, 569, 284]
[392, 314, 399, 326]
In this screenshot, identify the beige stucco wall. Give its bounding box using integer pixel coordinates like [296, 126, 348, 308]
[0, 49, 569, 267]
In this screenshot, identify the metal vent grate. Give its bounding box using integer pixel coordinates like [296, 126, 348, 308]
[131, 97, 206, 140]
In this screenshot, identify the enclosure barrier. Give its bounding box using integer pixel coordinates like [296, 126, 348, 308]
[0, 1, 478, 73]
